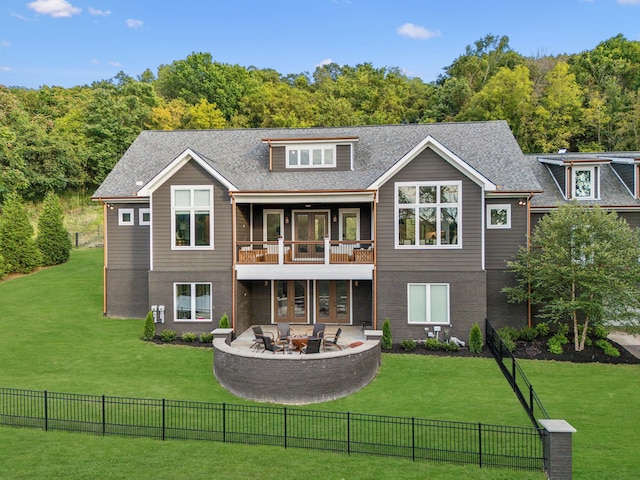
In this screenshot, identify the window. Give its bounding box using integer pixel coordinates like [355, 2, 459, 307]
[407, 283, 450, 324]
[172, 186, 213, 248]
[396, 182, 460, 247]
[487, 204, 511, 229]
[175, 283, 212, 321]
[139, 208, 151, 226]
[572, 166, 598, 200]
[118, 208, 134, 226]
[287, 144, 335, 168]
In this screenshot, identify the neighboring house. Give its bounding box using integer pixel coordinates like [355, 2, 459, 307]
[93, 121, 545, 341]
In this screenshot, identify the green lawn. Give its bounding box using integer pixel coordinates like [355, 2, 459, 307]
[0, 248, 637, 479]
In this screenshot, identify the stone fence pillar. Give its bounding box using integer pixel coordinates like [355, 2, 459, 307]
[212, 328, 234, 346]
[539, 419, 577, 480]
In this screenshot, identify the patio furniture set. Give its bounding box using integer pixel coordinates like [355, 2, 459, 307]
[251, 323, 342, 354]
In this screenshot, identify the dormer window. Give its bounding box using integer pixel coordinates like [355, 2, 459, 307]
[572, 166, 598, 200]
[287, 145, 335, 168]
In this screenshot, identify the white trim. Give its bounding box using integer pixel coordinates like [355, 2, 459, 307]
[572, 165, 599, 200]
[174, 282, 213, 322]
[486, 204, 511, 229]
[139, 208, 151, 226]
[137, 148, 237, 197]
[118, 208, 134, 226]
[286, 144, 336, 169]
[171, 185, 214, 250]
[338, 208, 360, 241]
[407, 283, 450, 325]
[368, 135, 497, 191]
[232, 191, 375, 204]
[394, 181, 462, 249]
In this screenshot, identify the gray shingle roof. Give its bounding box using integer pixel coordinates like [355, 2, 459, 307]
[93, 121, 541, 198]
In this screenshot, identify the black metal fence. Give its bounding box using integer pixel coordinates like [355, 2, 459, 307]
[485, 319, 550, 429]
[0, 387, 543, 471]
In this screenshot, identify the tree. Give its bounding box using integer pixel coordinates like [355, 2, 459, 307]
[503, 204, 640, 351]
[0, 193, 42, 274]
[36, 191, 72, 266]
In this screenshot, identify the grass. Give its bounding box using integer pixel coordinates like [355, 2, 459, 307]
[0, 248, 637, 479]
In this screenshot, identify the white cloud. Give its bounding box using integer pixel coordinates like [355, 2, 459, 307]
[397, 23, 441, 40]
[126, 19, 144, 29]
[10, 10, 30, 21]
[90, 58, 100, 64]
[108, 60, 123, 67]
[316, 58, 333, 68]
[88, 7, 111, 16]
[0, 66, 11, 72]
[1, 40, 10, 47]
[28, 0, 81, 18]
[618, 0, 640, 4]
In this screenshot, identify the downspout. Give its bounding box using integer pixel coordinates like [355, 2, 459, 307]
[230, 193, 237, 331]
[98, 199, 108, 316]
[372, 191, 377, 330]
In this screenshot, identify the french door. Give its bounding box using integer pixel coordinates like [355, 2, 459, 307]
[316, 280, 350, 324]
[293, 211, 329, 259]
[274, 280, 308, 323]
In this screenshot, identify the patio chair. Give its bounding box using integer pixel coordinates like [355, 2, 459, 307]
[323, 328, 342, 351]
[261, 335, 285, 354]
[276, 322, 291, 343]
[301, 337, 322, 354]
[251, 326, 273, 351]
[306, 323, 325, 340]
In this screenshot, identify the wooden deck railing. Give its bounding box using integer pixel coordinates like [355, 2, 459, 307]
[236, 239, 374, 265]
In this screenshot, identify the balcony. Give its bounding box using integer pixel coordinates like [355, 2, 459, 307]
[235, 239, 374, 281]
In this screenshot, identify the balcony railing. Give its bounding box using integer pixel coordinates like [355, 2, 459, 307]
[236, 239, 374, 265]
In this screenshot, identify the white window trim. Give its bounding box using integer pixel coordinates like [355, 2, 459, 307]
[286, 144, 336, 169]
[118, 208, 134, 226]
[139, 208, 151, 226]
[263, 209, 284, 241]
[572, 166, 598, 200]
[338, 208, 360, 241]
[407, 283, 450, 325]
[171, 185, 214, 250]
[394, 181, 462, 249]
[486, 204, 511, 229]
[174, 282, 213, 322]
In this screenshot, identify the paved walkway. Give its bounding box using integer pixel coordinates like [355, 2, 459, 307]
[608, 331, 640, 359]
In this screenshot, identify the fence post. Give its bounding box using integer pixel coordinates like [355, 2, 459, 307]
[478, 423, 482, 468]
[162, 399, 165, 441]
[347, 412, 351, 455]
[412, 417, 415, 462]
[539, 420, 576, 480]
[44, 390, 48, 431]
[222, 403, 226, 443]
[102, 395, 106, 435]
[284, 407, 287, 449]
[529, 385, 534, 415]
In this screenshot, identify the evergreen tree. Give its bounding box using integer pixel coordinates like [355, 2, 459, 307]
[36, 191, 72, 266]
[0, 193, 42, 273]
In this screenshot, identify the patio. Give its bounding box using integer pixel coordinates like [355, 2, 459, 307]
[212, 326, 383, 404]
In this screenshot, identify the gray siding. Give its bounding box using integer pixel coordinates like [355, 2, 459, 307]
[548, 164, 566, 197]
[376, 147, 483, 271]
[485, 198, 528, 270]
[151, 160, 232, 272]
[105, 203, 150, 318]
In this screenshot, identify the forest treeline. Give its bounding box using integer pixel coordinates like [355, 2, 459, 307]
[1, 33, 639, 201]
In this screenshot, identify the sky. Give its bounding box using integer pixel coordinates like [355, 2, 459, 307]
[1, 0, 640, 89]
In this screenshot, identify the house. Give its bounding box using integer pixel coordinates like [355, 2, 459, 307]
[92, 121, 545, 341]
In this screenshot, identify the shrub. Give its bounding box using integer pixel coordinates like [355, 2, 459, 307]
[535, 322, 549, 337]
[160, 329, 177, 342]
[199, 332, 214, 343]
[181, 332, 197, 342]
[400, 339, 416, 351]
[381, 318, 392, 350]
[547, 334, 567, 355]
[218, 313, 230, 328]
[141, 311, 155, 340]
[469, 322, 483, 354]
[36, 192, 72, 266]
[595, 339, 620, 357]
[0, 253, 7, 281]
[499, 334, 516, 353]
[555, 323, 569, 336]
[442, 341, 459, 352]
[518, 327, 538, 342]
[0, 192, 42, 274]
[425, 338, 442, 351]
[593, 324, 609, 340]
[497, 326, 518, 342]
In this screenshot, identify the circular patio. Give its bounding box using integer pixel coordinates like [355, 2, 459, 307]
[212, 328, 382, 405]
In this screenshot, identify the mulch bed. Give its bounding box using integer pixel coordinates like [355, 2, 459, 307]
[385, 337, 640, 365]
